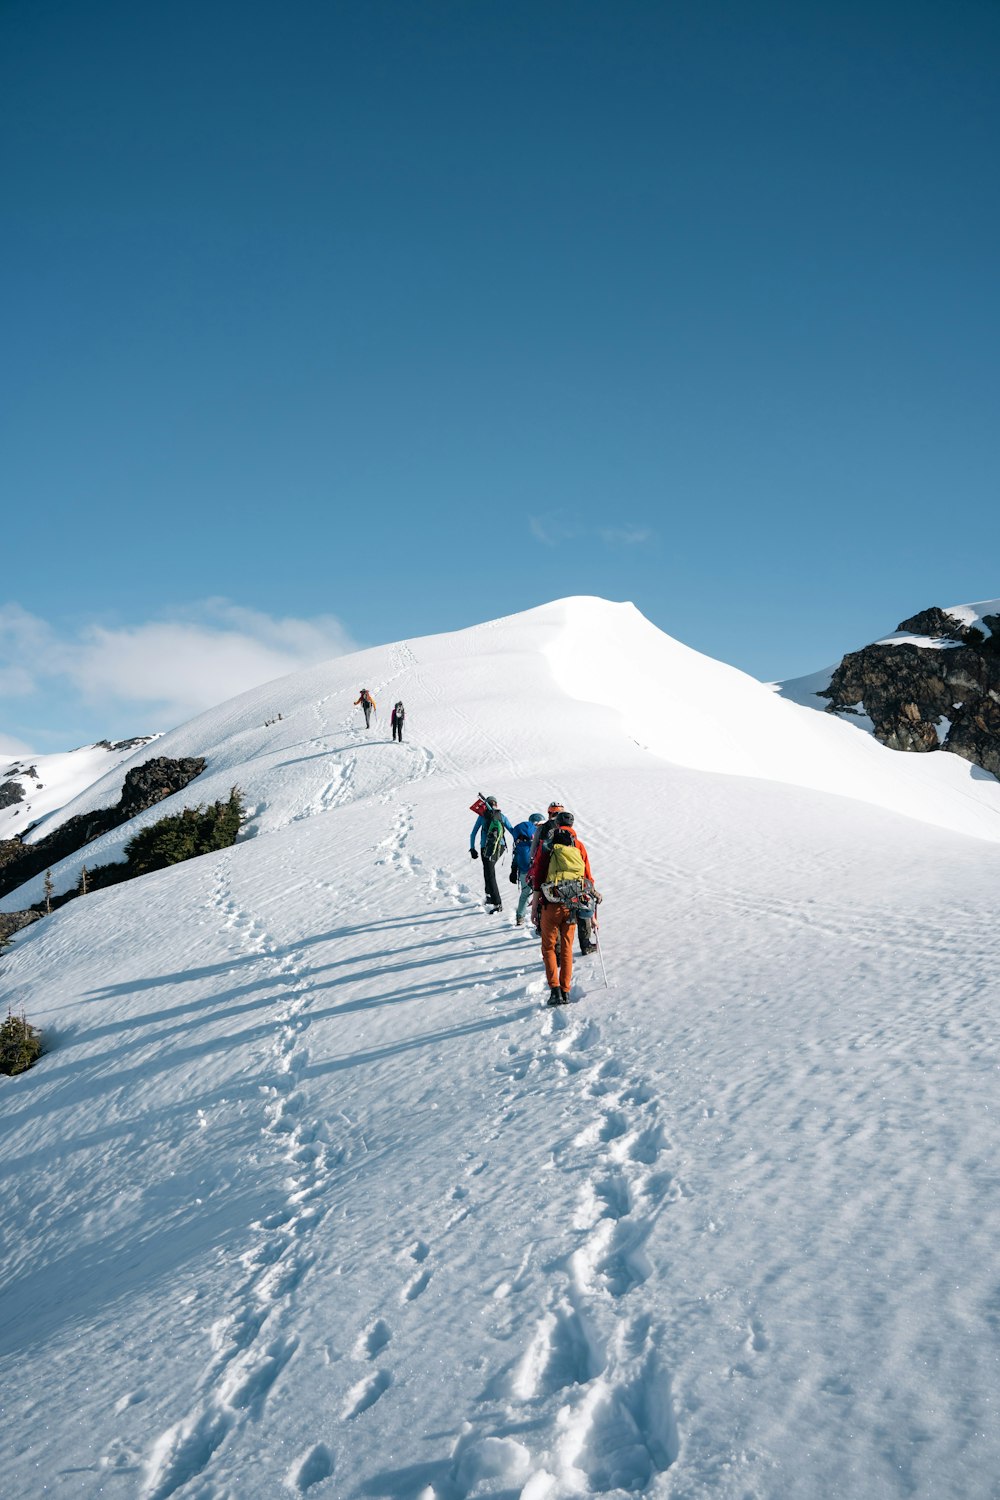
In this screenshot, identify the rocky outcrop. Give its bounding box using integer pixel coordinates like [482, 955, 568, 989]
[0, 779, 26, 811]
[0, 755, 206, 900]
[0, 910, 41, 947]
[93, 737, 158, 754]
[820, 607, 1000, 778]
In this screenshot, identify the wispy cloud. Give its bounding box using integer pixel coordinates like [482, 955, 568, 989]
[599, 525, 652, 546]
[528, 515, 557, 546]
[529, 516, 654, 548]
[0, 598, 358, 735]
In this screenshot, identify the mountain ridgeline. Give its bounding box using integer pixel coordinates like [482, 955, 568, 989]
[820, 605, 1000, 779]
[0, 756, 207, 900]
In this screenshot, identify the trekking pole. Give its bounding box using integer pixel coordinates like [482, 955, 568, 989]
[594, 912, 609, 989]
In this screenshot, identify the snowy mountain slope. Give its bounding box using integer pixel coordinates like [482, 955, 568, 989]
[2, 598, 999, 1500]
[4, 598, 1000, 917]
[0, 737, 158, 843]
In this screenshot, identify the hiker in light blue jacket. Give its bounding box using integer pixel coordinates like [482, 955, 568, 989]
[469, 795, 514, 913]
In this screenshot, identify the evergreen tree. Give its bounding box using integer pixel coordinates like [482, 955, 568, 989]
[123, 788, 245, 877]
[0, 1009, 42, 1075]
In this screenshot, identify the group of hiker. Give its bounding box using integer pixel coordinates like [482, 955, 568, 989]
[354, 686, 602, 1008]
[470, 795, 601, 1007]
[355, 689, 406, 742]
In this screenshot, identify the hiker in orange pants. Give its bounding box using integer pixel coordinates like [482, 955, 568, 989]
[540, 900, 576, 1004]
[530, 810, 596, 1006]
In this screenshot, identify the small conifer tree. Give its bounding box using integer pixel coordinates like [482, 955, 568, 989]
[0, 1008, 42, 1075]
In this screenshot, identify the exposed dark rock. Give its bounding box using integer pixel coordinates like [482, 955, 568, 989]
[979, 614, 1000, 656]
[0, 910, 41, 947]
[94, 736, 158, 753]
[820, 604, 1000, 779]
[0, 839, 24, 870]
[118, 757, 205, 819]
[0, 780, 26, 810]
[0, 755, 206, 900]
[895, 606, 980, 644]
[947, 696, 1000, 780]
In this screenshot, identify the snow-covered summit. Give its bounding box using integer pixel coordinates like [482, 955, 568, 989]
[2, 597, 1000, 1499]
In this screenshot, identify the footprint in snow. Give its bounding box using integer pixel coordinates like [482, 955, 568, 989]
[354, 1319, 392, 1360]
[287, 1442, 335, 1492]
[403, 1268, 432, 1303]
[627, 1122, 670, 1165]
[342, 1370, 392, 1419]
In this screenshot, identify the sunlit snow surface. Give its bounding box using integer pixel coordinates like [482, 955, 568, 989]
[1, 598, 999, 1500]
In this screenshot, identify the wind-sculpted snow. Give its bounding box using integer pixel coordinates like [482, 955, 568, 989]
[1, 598, 1000, 1499]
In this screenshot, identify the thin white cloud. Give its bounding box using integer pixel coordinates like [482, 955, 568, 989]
[529, 515, 563, 546]
[0, 733, 35, 760]
[0, 599, 358, 732]
[530, 516, 653, 548]
[599, 525, 653, 546]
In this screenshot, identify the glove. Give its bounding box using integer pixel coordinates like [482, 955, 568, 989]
[509, 868, 517, 884]
[595, 890, 602, 904]
[470, 848, 478, 861]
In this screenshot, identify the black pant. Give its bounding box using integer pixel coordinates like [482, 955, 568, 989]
[481, 855, 502, 909]
[362, 704, 372, 727]
[392, 718, 403, 741]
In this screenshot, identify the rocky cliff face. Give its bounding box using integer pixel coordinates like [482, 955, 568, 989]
[820, 605, 1000, 778]
[0, 756, 206, 900]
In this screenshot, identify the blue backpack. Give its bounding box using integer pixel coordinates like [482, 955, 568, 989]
[511, 820, 538, 875]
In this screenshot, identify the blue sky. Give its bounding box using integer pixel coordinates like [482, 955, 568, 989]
[3, 0, 998, 749]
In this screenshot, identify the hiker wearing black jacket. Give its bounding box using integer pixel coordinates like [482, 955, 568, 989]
[391, 701, 405, 742]
[469, 796, 514, 914]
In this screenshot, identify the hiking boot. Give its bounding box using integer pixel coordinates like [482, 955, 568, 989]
[579, 943, 596, 956]
[547, 986, 562, 1006]
[515, 915, 524, 926]
[560, 989, 571, 1004]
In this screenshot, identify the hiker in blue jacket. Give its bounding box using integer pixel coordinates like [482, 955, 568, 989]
[509, 813, 544, 926]
[470, 795, 514, 913]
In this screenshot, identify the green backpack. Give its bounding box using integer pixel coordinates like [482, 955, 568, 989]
[482, 805, 508, 863]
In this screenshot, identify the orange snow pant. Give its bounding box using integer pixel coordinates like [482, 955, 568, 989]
[540, 901, 577, 992]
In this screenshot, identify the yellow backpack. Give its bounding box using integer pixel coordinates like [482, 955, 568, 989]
[542, 840, 587, 909]
[546, 842, 585, 885]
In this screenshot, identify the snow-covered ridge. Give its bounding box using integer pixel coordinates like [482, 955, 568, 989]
[0, 737, 159, 844]
[3, 595, 1000, 1498]
[4, 598, 1000, 915]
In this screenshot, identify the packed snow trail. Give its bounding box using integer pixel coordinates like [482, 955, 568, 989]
[2, 599, 1000, 1499]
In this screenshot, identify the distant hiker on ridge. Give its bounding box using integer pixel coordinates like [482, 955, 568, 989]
[529, 809, 598, 1005]
[509, 812, 544, 926]
[469, 795, 514, 914]
[355, 689, 375, 729]
[391, 701, 405, 743]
